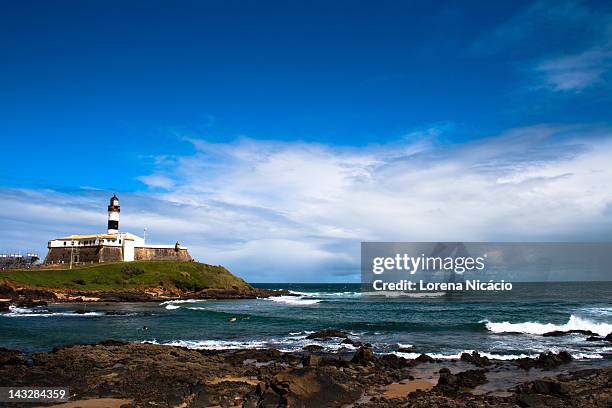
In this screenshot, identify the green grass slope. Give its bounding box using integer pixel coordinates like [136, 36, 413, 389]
[1, 261, 252, 291]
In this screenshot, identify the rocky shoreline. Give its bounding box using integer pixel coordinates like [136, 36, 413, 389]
[1, 330, 611, 407]
[0, 279, 291, 310]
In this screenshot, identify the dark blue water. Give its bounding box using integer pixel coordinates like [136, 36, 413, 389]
[1, 282, 611, 360]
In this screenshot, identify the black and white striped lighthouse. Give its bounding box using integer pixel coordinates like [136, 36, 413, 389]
[107, 194, 120, 234]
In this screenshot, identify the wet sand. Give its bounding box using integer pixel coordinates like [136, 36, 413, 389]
[382, 379, 435, 397]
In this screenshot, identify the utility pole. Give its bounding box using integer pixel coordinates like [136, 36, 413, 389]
[143, 227, 147, 244]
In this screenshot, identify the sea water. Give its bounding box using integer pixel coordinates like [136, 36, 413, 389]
[1, 282, 611, 361]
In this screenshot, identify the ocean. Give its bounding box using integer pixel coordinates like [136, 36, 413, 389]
[1, 282, 611, 360]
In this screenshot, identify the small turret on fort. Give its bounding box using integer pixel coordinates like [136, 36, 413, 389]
[107, 194, 120, 234]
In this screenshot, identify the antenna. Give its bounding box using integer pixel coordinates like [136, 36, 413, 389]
[143, 227, 147, 244]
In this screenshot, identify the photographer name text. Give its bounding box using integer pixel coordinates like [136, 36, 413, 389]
[370, 253, 513, 292]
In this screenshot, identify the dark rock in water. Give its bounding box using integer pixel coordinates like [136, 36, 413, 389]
[341, 337, 362, 347]
[302, 344, 324, 352]
[261, 367, 361, 407]
[351, 346, 375, 364]
[515, 351, 572, 370]
[378, 353, 410, 369]
[415, 354, 435, 363]
[586, 336, 602, 341]
[0, 301, 10, 312]
[456, 369, 488, 389]
[460, 351, 491, 367]
[305, 329, 348, 340]
[605, 333, 612, 342]
[436, 368, 488, 393]
[0, 347, 27, 366]
[542, 329, 595, 337]
[437, 369, 457, 387]
[512, 368, 612, 407]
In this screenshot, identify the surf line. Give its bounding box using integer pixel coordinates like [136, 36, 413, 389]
[371, 279, 513, 291]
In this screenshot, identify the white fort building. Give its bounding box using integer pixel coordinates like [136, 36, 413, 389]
[45, 195, 192, 264]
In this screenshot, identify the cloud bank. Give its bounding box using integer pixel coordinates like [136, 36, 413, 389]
[2, 124, 612, 282]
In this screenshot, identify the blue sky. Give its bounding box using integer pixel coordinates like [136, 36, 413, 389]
[1, 1, 612, 281]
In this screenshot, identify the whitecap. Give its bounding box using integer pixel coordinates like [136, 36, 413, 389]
[144, 339, 269, 350]
[160, 299, 206, 310]
[4, 305, 105, 318]
[482, 315, 612, 336]
[396, 343, 414, 349]
[392, 350, 537, 360]
[266, 296, 321, 305]
[288, 290, 359, 299]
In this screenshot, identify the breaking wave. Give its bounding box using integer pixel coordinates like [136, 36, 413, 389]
[393, 350, 537, 360]
[266, 296, 322, 305]
[288, 290, 360, 299]
[482, 315, 612, 336]
[160, 299, 206, 310]
[3, 305, 105, 318]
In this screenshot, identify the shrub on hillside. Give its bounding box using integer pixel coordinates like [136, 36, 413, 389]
[121, 265, 145, 278]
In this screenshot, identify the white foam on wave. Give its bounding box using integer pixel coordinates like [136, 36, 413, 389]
[288, 290, 360, 299]
[145, 339, 269, 350]
[160, 299, 206, 310]
[288, 331, 315, 336]
[393, 350, 538, 360]
[483, 315, 612, 336]
[396, 343, 414, 349]
[266, 296, 321, 305]
[580, 307, 612, 317]
[143, 330, 360, 353]
[3, 305, 104, 318]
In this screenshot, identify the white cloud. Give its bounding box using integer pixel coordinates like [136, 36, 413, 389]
[2, 124, 612, 282]
[535, 44, 612, 92]
[137, 174, 176, 189]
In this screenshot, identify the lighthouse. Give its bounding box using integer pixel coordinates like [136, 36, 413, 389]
[44, 194, 192, 264]
[107, 194, 120, 234]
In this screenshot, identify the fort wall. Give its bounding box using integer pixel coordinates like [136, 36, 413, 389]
[44, 246, 123, 264]
[134, 247, 192, 261]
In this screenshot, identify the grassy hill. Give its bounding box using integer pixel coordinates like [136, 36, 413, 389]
[0, 261, 251, 292]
